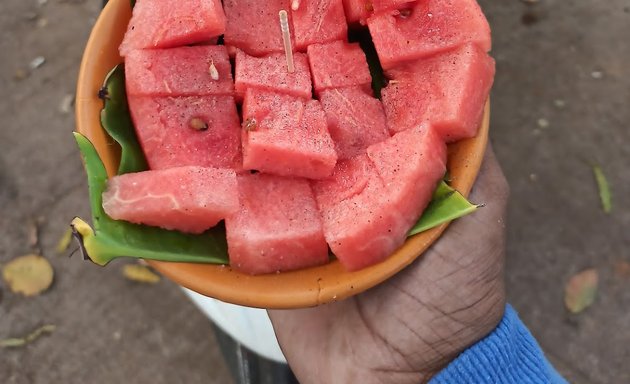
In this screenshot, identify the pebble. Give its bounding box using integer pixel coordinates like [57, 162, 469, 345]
[29, 56, 46, 70]
[14, 68, 29, 80]
[591, 71, 603, 79]
[553, 99, 566, 109]
[59, 94, 75, 114]
[537, 118, 550, 128]
[36, 17, 48, 28]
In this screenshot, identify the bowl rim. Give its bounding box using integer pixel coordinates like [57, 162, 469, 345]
[75, 0, 490, 309]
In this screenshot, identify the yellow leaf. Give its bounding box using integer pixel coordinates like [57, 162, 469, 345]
[122, 264, 160, 284]
[564, 268, 598, 314]
[2, 255, 54, 296]
[55, 227, 74, 254]
[0, 325, 56, 348]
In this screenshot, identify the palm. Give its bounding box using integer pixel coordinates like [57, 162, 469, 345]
[269, 148, 509, 384]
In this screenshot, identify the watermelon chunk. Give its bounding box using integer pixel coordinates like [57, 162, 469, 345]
[125, 46, 234, 97]
[119, 0, 226, 57]
[367, 124, 447, 211]
[128, 95, 242, 170]
[225, 174, 329, 275]
[224, 0, 294, 56]
[235, 50, 312, 100]
[367, 0, 491, 69]
[343, 0, 415, 24]
[382, 43, 495, 141]
[102, 166, 238, 234]
[320, 87, 390, 160]
[313, 124, 446, 271]
[307, 41, 372, 95]
[242, 89, 337, 179]
[291, 0, 348, 51]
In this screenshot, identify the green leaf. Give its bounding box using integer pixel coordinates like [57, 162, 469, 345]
[592, 165, 612, 214]
[100, 64, 148, 175]
[71, 133, 229, 266]
[408, 182, 480, 236]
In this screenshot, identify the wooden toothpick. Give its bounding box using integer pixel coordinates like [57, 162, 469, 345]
[279, 10, 295, 73]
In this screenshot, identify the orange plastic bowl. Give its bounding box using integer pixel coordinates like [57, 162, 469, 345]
[76, 0, 489, 309]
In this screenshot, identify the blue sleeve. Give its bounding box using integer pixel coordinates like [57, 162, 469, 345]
[430, 305, 567, 384]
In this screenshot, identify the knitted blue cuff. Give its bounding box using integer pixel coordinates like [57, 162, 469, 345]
[430, 305, 567, 384]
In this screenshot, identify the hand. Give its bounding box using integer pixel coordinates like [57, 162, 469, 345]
[268, 147, 509, 384]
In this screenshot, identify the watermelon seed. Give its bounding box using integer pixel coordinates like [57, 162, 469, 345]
[243, 118, 257, 132]
[208, 60, 219, 81]
[398, 8, 412, 18]
[291, 0, 301, 11]
[189, 118, 208, 131]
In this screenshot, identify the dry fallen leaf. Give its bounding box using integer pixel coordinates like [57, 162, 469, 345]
[593, 165, 612, 214]
[614, 261, 630, 279]
[55, 227, 74, 254]
[2, 254, 54, 296]
[123, 264, 160, 284]
[565, 268, 598, 314]
[0, 325, 56, 348]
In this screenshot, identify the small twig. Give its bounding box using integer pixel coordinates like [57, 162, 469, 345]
[279, 10, 295, 73]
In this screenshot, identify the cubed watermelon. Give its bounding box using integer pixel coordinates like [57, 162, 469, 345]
[291, 0, 348, 51]
[119, 0, 226, 57]
[320, 87, 390, 160]
[102, 166, 238, 234]
[125, 46, 234, 97]
[382, 43, 495, 141]
[367, 0, 491, 69]
[242, 89, 337, 179]
[225, 174, 329, 275]
[343, 0, 415, 24]
[313, 124, 446, 271]
[128, 95, 242, 170]
[367, 124, 446, 212]
[224, 0, 294, 56]
[307, 41, 372, 95]
[235, 50, 312, 100]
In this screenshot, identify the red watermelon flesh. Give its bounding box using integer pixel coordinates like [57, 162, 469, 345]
[307, 41, 372, 95]
[125, 46, 233, 97]
[235, 50, 313, 100]
[225, 174, 329, 275]
[382, 43, 495, 141]
[102, 166, 238, 234]
[224, 0, 294, 56]
[313, 125, 446, 271]
[320, 87, 390, 160]
[343, 0, 415, 23]
[119, 0, 226, 57]
[291, 0, 348, 51]
[242, 89, 337, 179]
[312, 155, 402, 271]
[367, 0, 491, 69]
[367, 124, 446, 215]
[128, 95, 242, 170]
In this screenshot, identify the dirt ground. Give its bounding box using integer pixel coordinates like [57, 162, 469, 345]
[1, 0, 628, 383]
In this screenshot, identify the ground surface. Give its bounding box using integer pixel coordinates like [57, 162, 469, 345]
[0, 0, 628, 383]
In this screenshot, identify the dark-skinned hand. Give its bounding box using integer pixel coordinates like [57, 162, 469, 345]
[269, 147, 509, 384]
